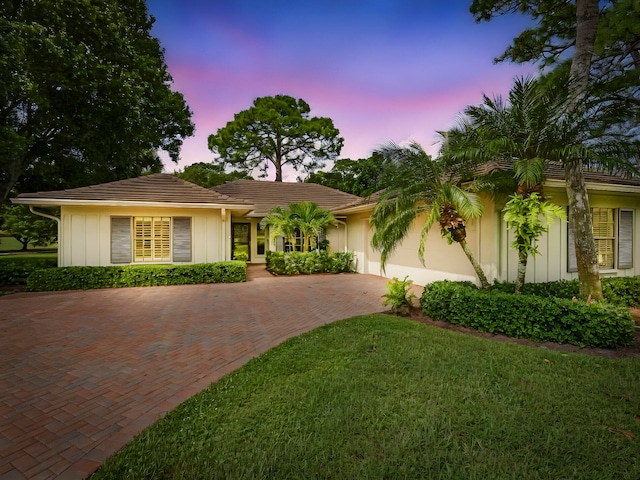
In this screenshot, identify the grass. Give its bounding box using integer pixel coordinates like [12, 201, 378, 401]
[0, 234, 57, 253]
[90, 315, 640, 480]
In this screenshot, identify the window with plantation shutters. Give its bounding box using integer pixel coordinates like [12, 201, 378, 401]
[134, 216, 171, 262]
[111, 217, 132, 264]
[567, 207, 634, 272]
[618, 209, 633, 269]
[592, 208, 615, 268]
[172, 217, 192, 262]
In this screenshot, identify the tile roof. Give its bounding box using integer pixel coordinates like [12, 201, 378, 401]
[476, 160, 640, 187]
[210, 180, 363, 216]
[14, 174, 251, 206]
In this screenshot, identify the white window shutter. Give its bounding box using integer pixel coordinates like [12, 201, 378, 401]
[617, 209, 633, 269]
[567, 207, 577, 272]
[111, 217, 132, 264]
[173, 217, 192, 262]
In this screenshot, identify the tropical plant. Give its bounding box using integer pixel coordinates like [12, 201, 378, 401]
[503, 193, 565, 293]
[469, 0, 640, 300]
[442, 76, 639, 297]
[263, 202, 337, 253]
[370, 142, 490, 289]
[381, 276, 417, 313]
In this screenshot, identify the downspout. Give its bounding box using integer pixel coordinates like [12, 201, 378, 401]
[29, 206, 62, 267]
[221, 208, 227, 261]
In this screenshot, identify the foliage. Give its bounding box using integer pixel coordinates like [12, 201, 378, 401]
[174, 162, 252, 188]
[208, 95, 343, 182]
[1, 0, 194, 204]
[89, 315, 640, 480]
[370, 141, 490, 289]
[1, 204, 57, 250]
[26, 262, 246, 292]
[492, 276, 640, 308]
[503, 193, 565, 258]
[0, 254, 57, 286]
[265, 250, 355, 275]
[469, 0, 640, 302]
[420, 281, 635, 348]
[503, 192, 565, 292]
[263, 202, 336, 252]
[381, 276, 416, 312]
[233, 251, 249, 262]
[305, 152, 388, 196]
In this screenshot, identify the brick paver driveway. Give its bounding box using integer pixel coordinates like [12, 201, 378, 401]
[0, 269, 392, 479]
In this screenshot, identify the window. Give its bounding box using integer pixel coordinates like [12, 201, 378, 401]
[257, 222, 266, 255]
[135, 217, 171, 262]
[567, 208, 634, 272]
[592, 208, 615, 268]
[110, 216, 192, 264]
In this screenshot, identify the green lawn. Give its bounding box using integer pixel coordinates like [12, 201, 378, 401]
[90, 315, 640, 480]
[0, 234, 57, 253]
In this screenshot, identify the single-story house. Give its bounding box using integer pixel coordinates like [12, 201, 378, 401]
[11, 166, 640, 285]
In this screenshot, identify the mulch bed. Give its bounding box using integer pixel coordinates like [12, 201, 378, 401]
[391, 306, 640, 359]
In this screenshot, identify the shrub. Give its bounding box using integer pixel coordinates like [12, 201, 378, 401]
[26, 261, 246, 291]
[420, 281, 635, 348]
[381, 276, 416, 312]
[0, 255, 58, 286]
[492, 276, 640, 307]
[265, 250, 355, 275]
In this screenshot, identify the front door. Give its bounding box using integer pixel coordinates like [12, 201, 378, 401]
[232, 223, 251, 261]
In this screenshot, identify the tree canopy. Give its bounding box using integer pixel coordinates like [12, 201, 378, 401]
[305, 153, 388, 197]
[1, 0, 194, 203]
[175, 163, 252, 188]
[470, 0, 640, 299]
[1, 204, 57, 251]
[208, 95, 343, 182]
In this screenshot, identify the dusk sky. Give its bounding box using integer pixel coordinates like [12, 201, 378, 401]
[147, 0, 537, 180]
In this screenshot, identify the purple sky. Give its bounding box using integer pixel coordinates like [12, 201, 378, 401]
[147, 0, 536, 180]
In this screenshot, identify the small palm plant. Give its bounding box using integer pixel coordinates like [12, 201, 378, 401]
[381, 276, 416, 315]
[263, 201, 336, 252]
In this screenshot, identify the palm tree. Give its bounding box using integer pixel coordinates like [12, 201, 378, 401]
[370, 141, 490, 290]
[441, 76, 640, 297]
[262, 206, 298, 251]
[287, 202, 336, 252]
[263, 202, 336, 253]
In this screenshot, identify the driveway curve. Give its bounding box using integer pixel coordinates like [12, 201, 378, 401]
[0, 270, 392, 479]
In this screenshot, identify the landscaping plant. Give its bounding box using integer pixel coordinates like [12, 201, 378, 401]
[381, 276, 416, 313]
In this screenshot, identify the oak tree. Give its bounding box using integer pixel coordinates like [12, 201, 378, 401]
[1, 0, 194, 203]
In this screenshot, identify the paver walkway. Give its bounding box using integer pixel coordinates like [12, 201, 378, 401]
[0, 269, 391, 479]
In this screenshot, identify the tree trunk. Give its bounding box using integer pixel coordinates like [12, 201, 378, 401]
[458, 238, 490, 290]
[565, 0, 603, 300]
[565, 158, 603, 299]
[515, 245, 528, 294]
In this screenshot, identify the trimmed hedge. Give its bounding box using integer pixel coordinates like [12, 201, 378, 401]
[0, 255, 58, 286]
[420, 281, 635, 348]
[265, 250, 355, 275]
[26, 261, 246, 292]
[491, 276, 640, 307]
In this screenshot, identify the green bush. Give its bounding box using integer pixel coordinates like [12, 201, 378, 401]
[381, 276, 416, 311]
[0, 255, 58, 286]
[420, 281, 635, 348]
[26, 261, 246, 292]
[265, 250, 355, 275]
[492, 276, 640, 307]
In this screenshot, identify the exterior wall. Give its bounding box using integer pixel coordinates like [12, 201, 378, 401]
[345, 188, 639, 286]
[500, 187, 640, 283]
[60, 205, 226, 267]
[344, 198, 500, 287]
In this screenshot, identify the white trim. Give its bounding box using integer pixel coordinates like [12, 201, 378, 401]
[11, 198, 251, 209]
[545, 179, 640, 194]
